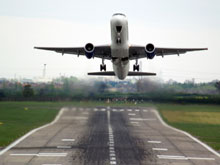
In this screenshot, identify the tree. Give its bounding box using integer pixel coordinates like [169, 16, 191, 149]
[215, 81, 220, 93]
[23, 84, 34, 97]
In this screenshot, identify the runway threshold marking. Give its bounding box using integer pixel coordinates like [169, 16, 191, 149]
[148, 141, 161, 144]
[152, 148, 168, 151]
[128, 113, 136, 116]
[107, 110, 117, 165]
[157, 155, 215, 160]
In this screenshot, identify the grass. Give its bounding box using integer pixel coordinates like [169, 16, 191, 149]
[0, 101, 220, 151]
[0, 102, 65, 147]
[154, 103, 220, 151]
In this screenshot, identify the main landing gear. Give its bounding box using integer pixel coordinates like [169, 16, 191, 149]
[100, 58, 106, 71]
[133, 59, 139, 71]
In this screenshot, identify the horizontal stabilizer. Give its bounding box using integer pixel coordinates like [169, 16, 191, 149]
[88, 71, 156, 76]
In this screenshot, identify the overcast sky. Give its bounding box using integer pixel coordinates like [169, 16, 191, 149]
[0, 0, 220, 82]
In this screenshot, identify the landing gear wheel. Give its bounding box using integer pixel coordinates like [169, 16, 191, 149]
[100, 64, 106, 71]
[133, 65, 139, 71]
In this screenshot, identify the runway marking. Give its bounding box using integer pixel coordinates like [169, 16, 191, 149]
[79, 108, 84, 111]
[112, 109, 117, 112]
[135, 109, 140, 112]
[62, 139, 75, 142]
[107, 110, 117, 165]
[130, 121, 139, 124]
[93, 108, 98, 111]
[153, 110, 220, 157]
[101, 108, 106, 111]
[128, 113, 136, 116]
[157, 155, 215, 160]
[57, 146, 71, 149]
[148, 141, 161, 144]
[71, 116, 88, 120]
[10, 153, 67, 157]
[0, 108, 66, 156]
[129, 118, 156, 121]
[127, 109, 132, 111]
[143, 109, 148, 112]
[152, 148, 168, 151]
[82, 112, 89, 115]
[120, 109, 124, 111]
[42, 164, 62, 165]
[110, 161, 117, 164]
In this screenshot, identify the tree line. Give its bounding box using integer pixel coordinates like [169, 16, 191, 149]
[0, 76, 220, 104]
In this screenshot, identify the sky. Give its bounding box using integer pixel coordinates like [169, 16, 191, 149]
[0, 0, 220, 82]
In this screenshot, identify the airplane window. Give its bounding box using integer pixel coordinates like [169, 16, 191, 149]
[116, 26, 122, 33]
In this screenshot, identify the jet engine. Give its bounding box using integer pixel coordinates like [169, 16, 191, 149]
[145, 43, 155, 59]
[84, 43, 95, 59]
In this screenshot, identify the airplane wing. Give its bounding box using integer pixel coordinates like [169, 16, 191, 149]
[34, 45, 111, 60]
[129, 46, 208, 60]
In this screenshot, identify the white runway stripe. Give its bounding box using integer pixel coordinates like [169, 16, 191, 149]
[10, 153, 67, 157]
[128, 113, 136, 116]
[129, 118, 156, 121]
[42, 164, 62, 165]
[157, 155, 215, 160]
[130, 121, 139, 124]
[148, 141, 161, 144]
[57, 146, 71, 149]
[62, 139, 75, 142]
[152, 148, 168, 151]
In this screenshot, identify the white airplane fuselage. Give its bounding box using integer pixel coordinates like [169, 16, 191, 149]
[110, 14, 130, 80]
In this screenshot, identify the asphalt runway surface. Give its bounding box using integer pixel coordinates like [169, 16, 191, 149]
[0, 106, 220, 165]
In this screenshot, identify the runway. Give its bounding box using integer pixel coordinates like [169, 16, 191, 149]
[0, 106, 219, 165]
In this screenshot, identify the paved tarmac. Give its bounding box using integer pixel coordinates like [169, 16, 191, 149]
[0, 106, 220, 165]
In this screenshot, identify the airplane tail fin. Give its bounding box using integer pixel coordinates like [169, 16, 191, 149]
[88, 71, 156, 76]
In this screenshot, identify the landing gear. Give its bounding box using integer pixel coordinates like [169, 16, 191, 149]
[133, 59, 139, 71]
[100, 64, 106, 71]
[100, 58, 106, 71]
[133, 65, 139, 71]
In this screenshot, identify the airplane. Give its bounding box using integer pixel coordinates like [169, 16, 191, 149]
[35, 13, 207, 80]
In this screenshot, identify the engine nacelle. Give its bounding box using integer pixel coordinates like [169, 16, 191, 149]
[84, 43, 95, 59]
[145, 43, 155, 59]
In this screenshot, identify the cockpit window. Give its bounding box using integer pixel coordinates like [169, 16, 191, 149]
[113, 13, 126, 17]
[116, 26, 122, 33]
